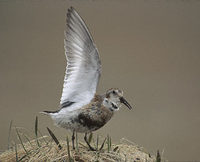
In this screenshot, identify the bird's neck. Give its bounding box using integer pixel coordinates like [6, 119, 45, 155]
[102, 97, 119, 112]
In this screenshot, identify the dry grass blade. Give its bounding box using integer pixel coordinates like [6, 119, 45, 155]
[23, 134, 33, 148]
[15, 128, 29, 156]
[113, 146, 119, 152]
[47, 127, 62, 150]
[19, 154, 29, 161]
[79, 142, 88, 149]
[38, 130, 48, 144]
[35, 116, 40, 147]
[125, 154, 127, 162]
[7, 120, 13, 150]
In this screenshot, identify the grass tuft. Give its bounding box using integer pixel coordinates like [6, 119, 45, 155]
[0, 118, 163, 161]
[1, 136, 158, 162]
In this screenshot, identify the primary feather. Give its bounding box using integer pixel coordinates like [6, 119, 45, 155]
[60, 7, 101, 112]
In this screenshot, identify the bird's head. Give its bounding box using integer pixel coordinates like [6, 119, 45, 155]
[103, 88, 132, 111]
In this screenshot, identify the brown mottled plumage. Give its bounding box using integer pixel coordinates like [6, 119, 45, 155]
[76, 95, 114, 132]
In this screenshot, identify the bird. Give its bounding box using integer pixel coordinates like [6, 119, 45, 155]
[41, 7, 132, 151]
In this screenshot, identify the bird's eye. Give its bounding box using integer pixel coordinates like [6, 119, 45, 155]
[113, 90, 116, 95]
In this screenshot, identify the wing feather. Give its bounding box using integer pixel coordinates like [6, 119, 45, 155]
[60, 7, 101, 112]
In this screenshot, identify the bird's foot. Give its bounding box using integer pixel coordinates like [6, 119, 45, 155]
[84, 134, 96, 151]
[84, 133, 106, 151]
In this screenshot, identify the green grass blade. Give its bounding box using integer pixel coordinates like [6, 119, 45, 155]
[35, 116, 40, 147]
[35, 116, 38, 136]
[156, 150, 161, 162]
[47, 127, 62, 150]
[88, 132, 93, 144]
[109, 136, 112, 150]
[96, 135, 99, 150]
[7, 120, 13, 150]
[38, 130, 48, 144]
[35, 116, 38, 137]
[75, 132, 79, 152]
[66, 136, 71, 162]
[107, 135, 112, 152]
[14, 142, 19, 162]
[15, 128, 29, 155]
[107, 134, 110, 152]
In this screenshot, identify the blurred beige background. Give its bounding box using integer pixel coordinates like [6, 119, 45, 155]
[0, 0, 200, 161]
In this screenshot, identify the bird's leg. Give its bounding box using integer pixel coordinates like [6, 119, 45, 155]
[84, 133, 96, 151]
[72, 130, 75, 150]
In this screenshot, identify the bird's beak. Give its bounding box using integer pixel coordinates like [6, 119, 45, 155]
[120, 97, 132, 109]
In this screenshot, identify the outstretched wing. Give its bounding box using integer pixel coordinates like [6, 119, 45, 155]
[60, 7, 101, 111]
